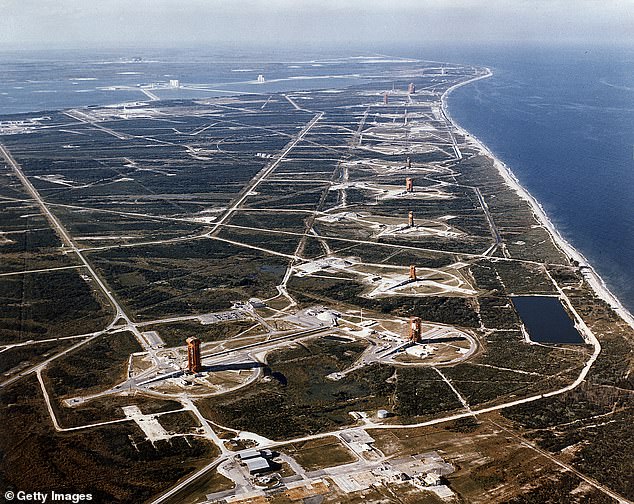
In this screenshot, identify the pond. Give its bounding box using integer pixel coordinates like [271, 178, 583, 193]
[511, 296, 585, 344]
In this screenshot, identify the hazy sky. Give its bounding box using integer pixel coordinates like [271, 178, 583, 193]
[2, 0, 632, 49]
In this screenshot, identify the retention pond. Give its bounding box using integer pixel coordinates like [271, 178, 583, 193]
[511, 296, 585, 344]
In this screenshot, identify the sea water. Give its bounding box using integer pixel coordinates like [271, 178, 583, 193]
[438, 44, 634, 313]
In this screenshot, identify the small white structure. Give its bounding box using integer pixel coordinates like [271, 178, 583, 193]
[377, 409, 390, 419]
[169, 79, 180, 88]
[341, 429, 375, 454]
[248, 298, 266, 309]
[424, 472, 442, 486]
[316, 310, 339, 326]
[405, 344, 434, 359]
[257, 74, 265, 83]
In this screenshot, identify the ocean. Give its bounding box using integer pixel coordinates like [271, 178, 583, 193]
[435, 44, 634, 313]
[1, 45, 632, 312]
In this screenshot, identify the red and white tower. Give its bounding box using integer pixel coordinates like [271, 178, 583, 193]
[186, 337, 202, 373]
[409, 317, 422, 343]
[406, 177, 414, 192]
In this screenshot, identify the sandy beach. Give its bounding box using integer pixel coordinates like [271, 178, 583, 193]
[441, 70, 634, 331]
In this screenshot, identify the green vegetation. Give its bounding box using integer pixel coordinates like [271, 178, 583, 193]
[160, 468, 234, 504]
[158, 411, 201, 434]
[55, 390, 182, 430]
[0, 340, 74, 374]
[88, 240, 287, 320]
[504, 387, 634, 499]
[1, 65, 632, 504]
[143, 319, 257, 347]
[288, 275, 480, 328]
[505, 472, 615, 504]
[478, 296, 521, 329]
[0, 378, 216, 503]
[0, 269, 111, 344]
[395, 367, 463, 418]
[197, 337, 395, 439]
[45, 331, 140, 398]
[442, 364, 536, 406]
[280, 437, 356, 471]
[493, 260, 557, 295]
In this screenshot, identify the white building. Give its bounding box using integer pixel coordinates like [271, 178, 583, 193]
[245, 457, 271, 474]
[377, 409, 390, 419]
[424, 472, 442, 486]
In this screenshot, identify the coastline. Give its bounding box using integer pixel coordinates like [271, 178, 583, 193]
[440, 69, 634, 331]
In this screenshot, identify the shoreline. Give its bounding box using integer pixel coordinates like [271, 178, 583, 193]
[440, 69, 634, 331]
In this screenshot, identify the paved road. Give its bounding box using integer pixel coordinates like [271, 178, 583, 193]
[64, 109, 133, 140]
[0, 144, 155, 353]
[202, 326, 331, 360]
[0, 264, 86, 277]
[0, 334, 101, 389]
[488, 419, 632, 504]
[206, 112, 323, 236]
[2, 69, 625, 504]
[0, 144, 167, 374]
[473, 186, 502, 245]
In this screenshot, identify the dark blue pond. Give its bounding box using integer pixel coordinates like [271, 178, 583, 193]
[512, 296, 584, 344]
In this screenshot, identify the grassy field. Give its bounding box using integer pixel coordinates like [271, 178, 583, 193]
[0, 269, 112, 344]
[0, 377, 217, 503]
[278, 436, 356, 471]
